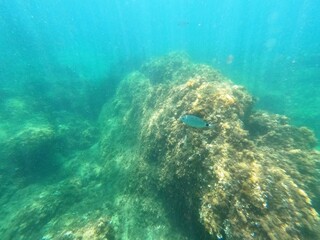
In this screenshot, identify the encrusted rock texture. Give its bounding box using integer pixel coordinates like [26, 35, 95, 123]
[100, 52, 320, 239]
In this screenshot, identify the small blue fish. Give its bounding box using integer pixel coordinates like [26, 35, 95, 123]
[179, 114, 213, 128]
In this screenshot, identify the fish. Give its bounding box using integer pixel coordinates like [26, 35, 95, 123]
[179, 114, 213, 128]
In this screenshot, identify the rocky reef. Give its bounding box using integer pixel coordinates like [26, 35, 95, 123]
[99, 52, 320, 239]
[0, 53, 319, 239]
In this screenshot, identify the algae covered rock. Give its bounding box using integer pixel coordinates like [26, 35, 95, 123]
[55, 115, 99, 153]
[100, 53, 320, 239]
[2, 125, 57, 174]
[2, 179, 83, 240]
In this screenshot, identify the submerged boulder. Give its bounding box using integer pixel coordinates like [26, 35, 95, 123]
[100, 53, 320, 239]
[1, 125, 56, 175]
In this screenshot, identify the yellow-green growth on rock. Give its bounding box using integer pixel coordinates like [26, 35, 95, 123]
[100, 53, 320, 239]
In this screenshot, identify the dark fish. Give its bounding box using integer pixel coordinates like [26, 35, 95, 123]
[179, 115, 213, 128]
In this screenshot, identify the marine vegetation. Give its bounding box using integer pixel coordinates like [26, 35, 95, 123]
[100, 52, 320, 239]
[0, 53, 319, 239]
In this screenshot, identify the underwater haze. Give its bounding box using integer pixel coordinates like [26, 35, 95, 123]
[1, 0, 320, 135]
[0, 0, 320, 239]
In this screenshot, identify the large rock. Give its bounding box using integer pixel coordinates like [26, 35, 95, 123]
[100, 53, 320, 239]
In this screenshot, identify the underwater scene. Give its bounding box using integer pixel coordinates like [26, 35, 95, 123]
[0, 1, 319, 240]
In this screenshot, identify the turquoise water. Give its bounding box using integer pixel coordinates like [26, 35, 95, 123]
[1, 1, 319, 136]
[0, 1, 319, 239]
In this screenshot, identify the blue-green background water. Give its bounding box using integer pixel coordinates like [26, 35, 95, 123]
[1, 0, 319, 140]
